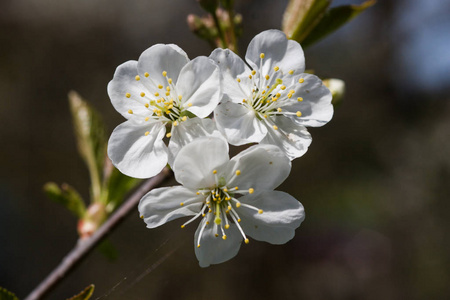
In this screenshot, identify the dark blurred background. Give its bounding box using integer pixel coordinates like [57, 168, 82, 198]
[1, 0, 450, 299]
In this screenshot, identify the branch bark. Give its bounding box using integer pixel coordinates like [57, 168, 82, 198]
[24, 168, 172, 300]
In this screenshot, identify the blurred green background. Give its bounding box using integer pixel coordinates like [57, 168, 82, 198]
[1, 0, 450, 299]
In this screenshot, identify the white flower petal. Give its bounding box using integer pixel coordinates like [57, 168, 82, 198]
[214, 101, 267, 145]
[284, 73, 333, 127]
[226, 144, 291, 192]
[107, 60, 152, 119]
[176, 56, 221, 118]
[194, 215, 242, 267]
[137, 44, 189, 88]
[209, 48, 252, 102]
[138, 186, 204, 228]
[173, 137, 229, 189]
[245, 29, 305, 79]
[168, 118, 226, 166]
[261, 116, 312, 160]
[107, 120, 168, 178]
[238, 191, 305, 244]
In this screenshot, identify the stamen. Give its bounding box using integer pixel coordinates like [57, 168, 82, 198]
[125, 93, 131, 98]
[144, 72, 149, 77]
[135, 75, 140, 81]
[128, 109, 133, 114]
[296, 111, 302, 117]
[144, 131, 149, 136]
[260, 53, 265, 59]
[299, 78, 305, 83]
[162, 71, 167, 77]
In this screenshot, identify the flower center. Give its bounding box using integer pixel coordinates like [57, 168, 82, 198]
[236, 53, 305, 130]
[125, 70, 196, 138]
[180, 169, 261, 247]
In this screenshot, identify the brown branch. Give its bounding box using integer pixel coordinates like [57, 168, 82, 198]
[24, 168, 172, 300]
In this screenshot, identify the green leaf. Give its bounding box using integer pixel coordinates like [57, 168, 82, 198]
[44, 182, 86, 218]
[68, 91, 107, 203]
[301, 0, 376, 48]
[0, 287, 19, 300]
[103, 160, 142, 212]
[282, 0, 331, 42]
[66, 285, 95, 300]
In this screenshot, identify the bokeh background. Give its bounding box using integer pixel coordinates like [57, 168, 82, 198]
[1, 0, 450, 299]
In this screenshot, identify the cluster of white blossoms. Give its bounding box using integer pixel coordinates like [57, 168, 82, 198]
[108, 30, 333, 267]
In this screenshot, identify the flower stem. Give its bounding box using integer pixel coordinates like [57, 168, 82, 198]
[212, 10, 227, 48]
[24, 168, 172, 300]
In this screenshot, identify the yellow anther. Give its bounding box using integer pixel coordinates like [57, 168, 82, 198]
[276, 93, 281, 98]
[245, 239, 249, 244]
[274, 66, 279, 72]
[135, 75, 140, 81]
[264, 114, 268, 118]
[180, 202, 184, 206]
[196, 191, 200, 195]
[290, 90, 295, 94]
[181, 225, 185, 228]
[287, 93, 293, 99]
[280, 85, 286, 90]
[265, 75, 270, 80]
[242, 99, 247, 103]
[236, 202, 241, 208]
[145, 103, 149, 108]
[289, 70, 294, 75]
[249, 75, 252, 79]
[297, 97, 303, 102]
[202, 213, 206, 217]
[251, 70, 256, 76]
[144, 131, 150, 136]
[249, 188, 254, 194]
[262, 90, 266, 95]
[238, 218, 241, 222]
[166, 132, 172, 138]
[158, 84, 163, 89]
[299, 78, 305, 83]
[235, 186, 238, 190]
[213, 170, 217, 174]
[235, 170, 241, 175]
[260, 53, 265, 59]
[296, 111, 302, 117]
[222, 235, 227, 240]
[140, 215, 144, 219]
[178, 95, 182, 100]
[237, 78, 241, 83]
[168, 104, 174, 109]
[144, 72, 149, 77]
[162, 71, 167, 77]
[273, 125, 278, 130]
[145, 117, 149, 121]
[154, 92, 159, 97]
[225, 224, 230, 229]
[125, 93, 131, 98]
[206, 220, 210, 224]
[187, 103, 192, 107]
[168, 78, 172, 84]
[215, 233, 219, 237]
[197, 244, 201, 248]
[258, 209, 263, 214]
[277, 108, 282, 112]
[128, 109, 133, 114]
[165, 92, 170, 96]
[173, 121, 178, 127]
[166, 86, 170, 91]
[181, 116, 187, 121]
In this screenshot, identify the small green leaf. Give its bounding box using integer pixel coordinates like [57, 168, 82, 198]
[66, 285, 95, 300]
[103, 162, 142, 213]
[282, 0, 331, 42]
[68, 91, 107, 203]
[301, 0, 376, 48]
[0, 287, 19, 300]
[44, 182, 86, 218]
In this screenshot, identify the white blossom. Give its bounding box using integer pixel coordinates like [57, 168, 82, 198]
[138, 137, 305, 267]
[211, 29, 333, 160]
[108, 44, 222, 178]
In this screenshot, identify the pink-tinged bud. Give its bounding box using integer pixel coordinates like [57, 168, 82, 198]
[77, 202, 107, 239]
